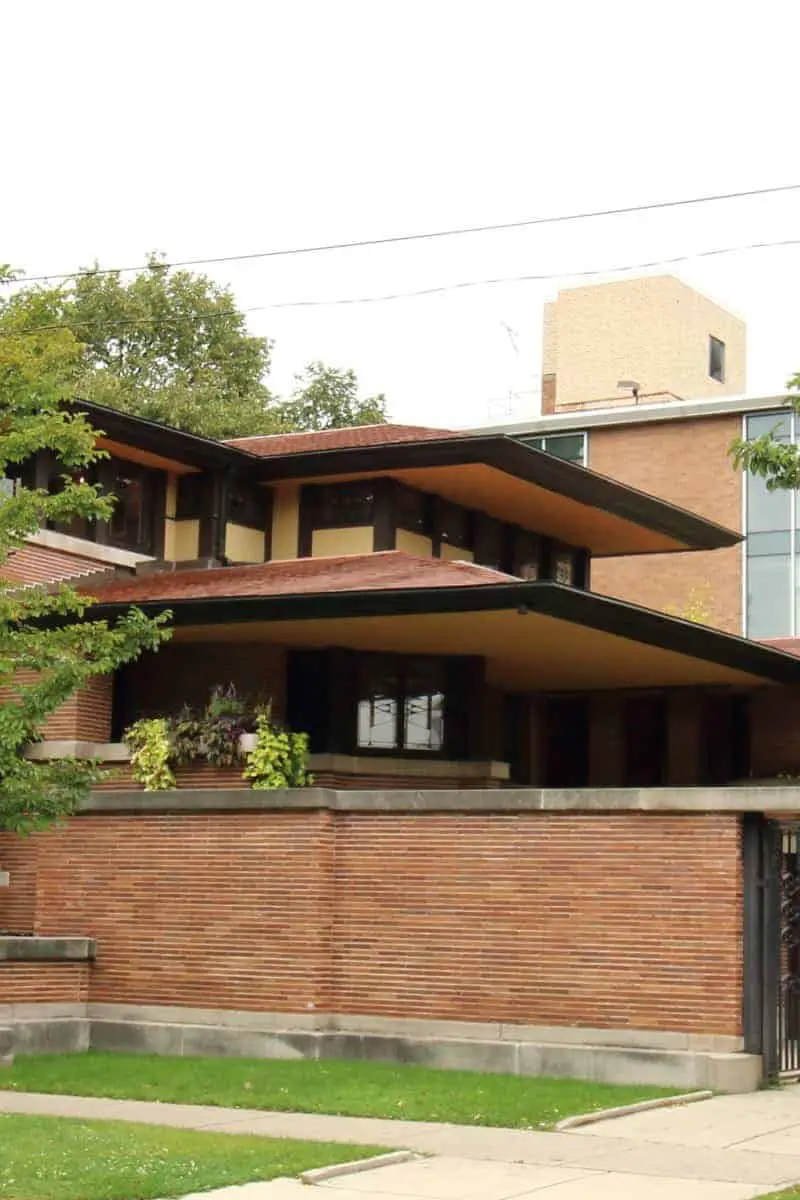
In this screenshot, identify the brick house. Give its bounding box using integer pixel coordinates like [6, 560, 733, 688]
[4, 399, 800, 1089]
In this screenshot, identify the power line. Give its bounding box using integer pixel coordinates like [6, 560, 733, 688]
[9, 182, 800, 285]
[256, 237, 800, 308]
[1, 234, 799, 339]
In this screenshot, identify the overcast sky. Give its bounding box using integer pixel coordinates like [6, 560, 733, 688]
[4, 0, 800, 428]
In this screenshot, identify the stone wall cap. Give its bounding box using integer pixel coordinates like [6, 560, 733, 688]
[79, 785, 800, 815]
[0, 936, 96, 962]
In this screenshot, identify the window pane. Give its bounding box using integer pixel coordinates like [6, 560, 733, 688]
[546, 433, 587, 465]
[747, 471, 791, 534]
[402, 660, 445, 752]
[357, 660, 399, 749]
[748, 555, 792, 638]
[709, 336, 726, 383]
[110, 473, 144, 546]
[747, 411, 791, 441]
[748, 531, 791, 556]
[404, 691, 445, 751]
[521, 433, 586, 465]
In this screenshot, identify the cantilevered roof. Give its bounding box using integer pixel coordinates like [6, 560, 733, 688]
[73, 402, 740, 556]
[80, 551, 800, 691]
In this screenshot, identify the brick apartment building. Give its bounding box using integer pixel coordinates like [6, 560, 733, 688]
[483, 276, 795, 644]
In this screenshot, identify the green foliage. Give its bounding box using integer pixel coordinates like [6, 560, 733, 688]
[731, 385, 800, 490]
[271, 361, 387, 432]
[125, 688, 310, 785]
[0, 277, 170, 833]
[1, 1052, 681, 1131]
[168, 705, 206, 766]
[124, 718, 175, 792]
[4, 262, 388, 440]
[0, 1113, 381, 1200]
[243, 706, 311, 789]
[665, 583, 714, 625]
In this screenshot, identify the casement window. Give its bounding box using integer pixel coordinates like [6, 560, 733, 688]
[357, 655, 445, 753]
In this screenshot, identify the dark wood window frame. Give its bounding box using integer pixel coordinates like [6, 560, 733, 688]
[356, 653, 447, 756]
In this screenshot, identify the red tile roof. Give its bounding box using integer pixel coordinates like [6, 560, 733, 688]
[226, 423, 458, 457]
[81, 552, 517, 605]
[3, 544, 110, 586]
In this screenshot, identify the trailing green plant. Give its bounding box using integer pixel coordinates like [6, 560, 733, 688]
[125, 718, 175, 791]
[243, 707, 311, 790]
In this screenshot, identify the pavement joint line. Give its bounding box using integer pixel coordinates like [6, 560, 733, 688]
[721, 1116, 800, 1148]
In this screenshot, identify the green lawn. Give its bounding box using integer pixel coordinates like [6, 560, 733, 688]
[0, 1051, 680, 1130]
[0, 1113, 381, 1200]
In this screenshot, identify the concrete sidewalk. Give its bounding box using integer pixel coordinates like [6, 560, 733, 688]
[4, 1088, 800, 1197]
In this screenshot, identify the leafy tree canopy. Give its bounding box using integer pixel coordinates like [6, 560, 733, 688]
[0, 268, 170, 834]
[1, 259, 388, 440]
[731, 375, 800, 490]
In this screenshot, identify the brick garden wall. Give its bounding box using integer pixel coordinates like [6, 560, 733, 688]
[4, 807, 745, 1036]
[0, 961, 89, 1004]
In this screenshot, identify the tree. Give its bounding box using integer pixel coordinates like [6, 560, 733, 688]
[4, 257, 280, 441]
[271, 361, 388, 432]
[731, 377, 800, 489]
[3, 260, 388, 440]
[0, 270, 170, 834]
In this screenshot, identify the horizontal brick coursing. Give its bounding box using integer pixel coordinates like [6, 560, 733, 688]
[0, 835, 39, 933]
[0, 673, 112, 742]
[0, 961, 89, 1003]
[589, 416, 743, 633]
[19, 809, 744, 1036]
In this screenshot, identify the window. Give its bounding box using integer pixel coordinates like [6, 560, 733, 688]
[709, 336, 726, 383]
[552, 550, 575, 586]
[308, 480, 377, 528]
[745, 410, 796, 637]
[395, 483, 433, 536]
[438, 501, 474, 550]
[227, 481, 270, 530]
[357, 656, 445, 753]
[522, 432, 587, 466]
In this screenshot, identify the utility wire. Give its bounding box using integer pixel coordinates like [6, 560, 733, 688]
[9, 183, 800, 285]
[1, 233, 797, 338]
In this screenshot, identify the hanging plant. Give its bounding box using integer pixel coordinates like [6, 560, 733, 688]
[243, 707, 312, 789]
[125, 718, 176, 791]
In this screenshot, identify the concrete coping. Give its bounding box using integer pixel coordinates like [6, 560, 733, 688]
[77, 784, 800, 815]
[0, 937, 96, 962]
[25, 745, 509, 780]
[26, 741, 131, 762]
[27, 529, 153, 568]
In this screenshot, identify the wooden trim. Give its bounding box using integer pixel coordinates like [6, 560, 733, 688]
[373, 478, 397, 552]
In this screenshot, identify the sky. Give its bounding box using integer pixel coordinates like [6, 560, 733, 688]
[4, 0, 800, 429]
